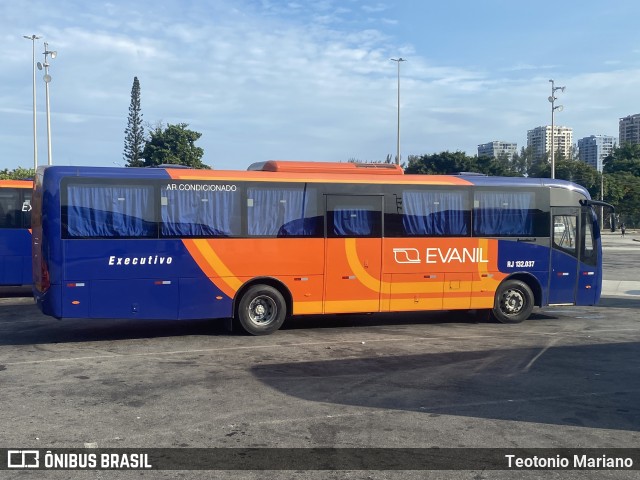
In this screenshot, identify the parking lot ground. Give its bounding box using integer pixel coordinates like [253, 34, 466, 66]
[0, 234, 639, 479]
[1, 295, 640, 479]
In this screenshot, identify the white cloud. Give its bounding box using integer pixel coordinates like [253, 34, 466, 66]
[2, 0, 640, 171]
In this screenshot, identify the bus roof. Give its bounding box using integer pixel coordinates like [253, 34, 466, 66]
[37, 163, 589, 195]
[248, 160, 404, 175]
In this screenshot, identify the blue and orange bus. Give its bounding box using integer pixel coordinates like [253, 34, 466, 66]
[0, 180, 33, 286]
[32, 162, 612, 334]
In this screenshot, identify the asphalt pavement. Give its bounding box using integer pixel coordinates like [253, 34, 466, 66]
[0, 235, 639, 479]
[601, 230, 640, 296]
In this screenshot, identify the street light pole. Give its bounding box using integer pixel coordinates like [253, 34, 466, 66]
[40, 42, 57, 166]
[390, 58, 406, 165]
[23, 34, 41, 172]
[548, 79, 565, 179]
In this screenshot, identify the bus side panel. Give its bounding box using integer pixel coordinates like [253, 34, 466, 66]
[576, 264, 598, 306]
[183, 238, 326, 315]
[89, 279, 179, 320]
[38, 284, 64, 319]
[59, 240, 232, 321]
[0, 230, 32, 285]
[497, 240, 551, 305]
[179, 277, 233, 319]
[381, 238, 505, 313]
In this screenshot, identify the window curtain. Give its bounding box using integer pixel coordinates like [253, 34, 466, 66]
[473, 191, 535, 236]
[247, 186, 318, 236]
[67, 184, 155, 237]
[161, 188, 239, 237]
[332, 208, 374, 236]
[402, 190, 468, 235]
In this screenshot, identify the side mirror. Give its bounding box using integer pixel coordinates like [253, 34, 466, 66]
[610, 215, 617, 232]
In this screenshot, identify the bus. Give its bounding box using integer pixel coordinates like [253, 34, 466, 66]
[0, 180, 33, 286]
[32, 162, 613, 335]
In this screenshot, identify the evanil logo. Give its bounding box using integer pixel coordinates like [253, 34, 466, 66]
[393, 247, 488, 265]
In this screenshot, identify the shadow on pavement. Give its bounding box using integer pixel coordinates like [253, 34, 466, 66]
[251, 342, 640, 432]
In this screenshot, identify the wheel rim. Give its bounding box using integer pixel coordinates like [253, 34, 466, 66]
[247, 295, 277, 326]
[500, 288, 525, 316]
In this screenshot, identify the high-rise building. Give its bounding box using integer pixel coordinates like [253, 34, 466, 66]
[527, 126, 573, 162]
[577, 135, 615, 172]
[477, 141, 518, 159]
[619, 114, 640, 145]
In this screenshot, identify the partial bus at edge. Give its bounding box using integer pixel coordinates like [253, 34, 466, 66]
[0, 180, 33, 286]
[31, 162, 611, 335]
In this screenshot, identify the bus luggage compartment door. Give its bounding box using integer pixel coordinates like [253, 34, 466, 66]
[88, 279, 179, 319]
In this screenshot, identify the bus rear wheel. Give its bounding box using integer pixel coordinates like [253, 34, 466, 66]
[237, 285, 286, 335]
[492, 279, 534, 324]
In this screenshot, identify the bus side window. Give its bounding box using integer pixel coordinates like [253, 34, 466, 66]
[65, 183, 156, 238]
[247, 185, 321, 237]
[473, 190, 535, 237]
[21, 192, 32, 229]
[0, 190, 20, 229]
[161, 186, 241, 237]
[327, 196, 382, 238]
[581, 210, 596, 265]
[402, 189, 468, 236]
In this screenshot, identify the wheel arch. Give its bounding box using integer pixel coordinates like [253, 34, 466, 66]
[499, 272, 543, 308]
[233, 277, 293, 320]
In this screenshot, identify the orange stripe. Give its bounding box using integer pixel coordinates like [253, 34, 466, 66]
[165, 169, 473, 186]
[0, 180, 32, 189]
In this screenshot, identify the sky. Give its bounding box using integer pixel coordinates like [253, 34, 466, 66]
[2, 0, 640, 172]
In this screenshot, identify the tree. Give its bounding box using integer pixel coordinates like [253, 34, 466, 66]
[123, 77, 145, 167]
[141, 123, 208, 168]
[511, 146, 535, 177]
[405, 151, 477, 175]
[0, 167, 35, 180]
[604, 143, 640, 176]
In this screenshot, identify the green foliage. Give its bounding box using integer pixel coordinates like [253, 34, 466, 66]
[405, 151, 478, 175]
[603, 143, 640, 176]
[0, 167, 35, 180]
[405, 151, 519, 176]
[606, 173, 640, 227]
[140, 123, 209, 169]
[123, 77, 145, 167]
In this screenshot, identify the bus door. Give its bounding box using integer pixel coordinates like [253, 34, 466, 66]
[549, 207, 580, 304]
[324, 195, 383, 314]
[576, 206, 599, 305]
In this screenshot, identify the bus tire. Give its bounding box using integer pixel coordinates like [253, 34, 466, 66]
[237, 285, 287, 335]
[491, 279, 534, 324]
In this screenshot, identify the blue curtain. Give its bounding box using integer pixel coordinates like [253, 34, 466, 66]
[332, 208, 374, 236]
[67, 184, 155, 237]
[161, 188, 240, 237]
[473, 191, 535, 236]
[402, 190, 468, 235]
[247, 186, 319, 236]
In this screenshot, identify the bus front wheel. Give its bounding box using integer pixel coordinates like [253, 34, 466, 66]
[492, 279, 534, 324]
[237, 285, 286, 335]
